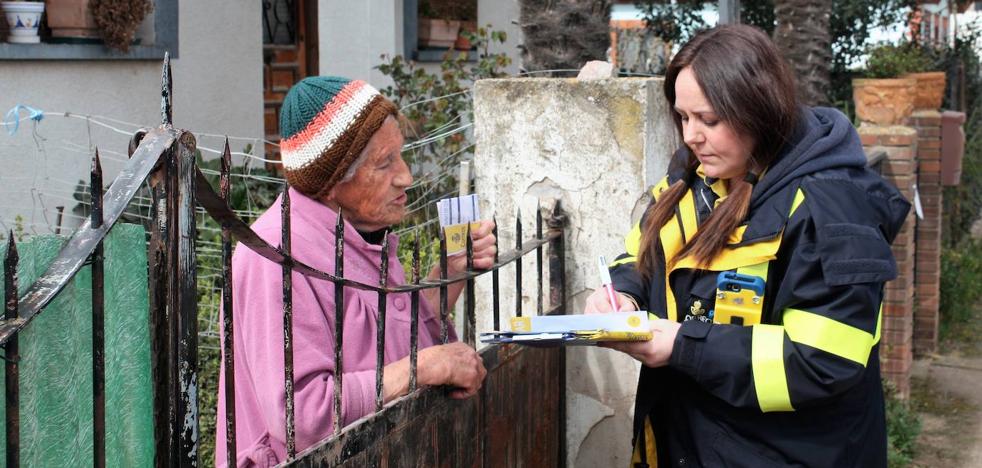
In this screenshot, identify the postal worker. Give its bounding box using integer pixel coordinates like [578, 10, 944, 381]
[586, 25, 911, 467]
[216, 76, 495, 467]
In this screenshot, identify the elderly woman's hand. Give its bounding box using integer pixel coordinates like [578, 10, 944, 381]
[445, 219, 497, 275]
[418, 342, 487, 398]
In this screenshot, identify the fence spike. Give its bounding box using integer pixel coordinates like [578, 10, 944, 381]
[439, 228, 449, 344]
[219, 137, 237, 466]
[91, 149, 103, 229]
[5, 232, 19, 468]
[464, 223, 475, 346]
[491, 215, 500, 330]
[161, 52, 173, 126]
[376, 234, 389, 411]
[332, 208, 344, 435]
[536, 201, 543, 316]
[515, 209, 523, 317]
[280, 185, 296, 459]
[220, 139, 232, 198]
[409, 231, 420, 392]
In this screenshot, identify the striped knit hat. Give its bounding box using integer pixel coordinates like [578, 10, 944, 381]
[279, 76, 398, 198]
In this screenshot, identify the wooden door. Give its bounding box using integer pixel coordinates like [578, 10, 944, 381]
[263, 0, 319, 171]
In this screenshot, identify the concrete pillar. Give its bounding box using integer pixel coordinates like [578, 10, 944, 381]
[473, 77, 677, 467]
[860, 125, 918, 398]
[911, 111, 943, 356]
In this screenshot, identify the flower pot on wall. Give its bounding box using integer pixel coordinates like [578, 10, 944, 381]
[852, 78, 917, 125]
[903, 71, 947, 111]
[2, 1, 45, 43]
[45, 0, 99, 38]
[454, 20, 476, 50]
[418, 18, 460, 48]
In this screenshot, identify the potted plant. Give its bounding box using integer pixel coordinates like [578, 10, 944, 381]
[852, 43, 929, 125]
[2, 0, 45, 43]
[90, 0, 152, 52]
[44, 0, 99, 40]
[901, 46, 946, 111]
[418, 0, 477, 50]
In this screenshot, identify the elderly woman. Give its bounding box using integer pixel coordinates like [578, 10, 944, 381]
[216, 76, 493, 467]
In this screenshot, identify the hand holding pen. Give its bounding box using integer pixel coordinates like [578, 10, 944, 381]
[584, 256, 638, 314]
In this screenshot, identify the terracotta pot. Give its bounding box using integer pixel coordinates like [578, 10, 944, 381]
[418, 18, 459, 49]
[454, 20, 477, 50]
[903, 71, 947, 110]
[852, 78, 917, 125]
[941, 110, 966, 186]
[2, 1, 45, 43]
[45, 0, 99, 38]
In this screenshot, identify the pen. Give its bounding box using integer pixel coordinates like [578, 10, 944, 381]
[597, 255, 620, 312]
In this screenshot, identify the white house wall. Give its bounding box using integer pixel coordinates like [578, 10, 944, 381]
[0, 0, 263, 235]
[318, 0, 404, 87]
[319, 0, 523, 89]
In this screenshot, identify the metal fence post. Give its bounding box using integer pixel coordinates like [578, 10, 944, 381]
[4, 235, 19, 468]
[172, 130, 200, 465]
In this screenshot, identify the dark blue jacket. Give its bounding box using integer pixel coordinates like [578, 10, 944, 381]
[610, 107, 911, 468]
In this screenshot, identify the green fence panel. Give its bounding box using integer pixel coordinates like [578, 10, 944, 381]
[0, 224, 154, 466]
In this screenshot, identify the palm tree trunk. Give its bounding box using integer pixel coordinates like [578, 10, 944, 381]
[773, 0, 832, 106]
[518, 0, 612, 75]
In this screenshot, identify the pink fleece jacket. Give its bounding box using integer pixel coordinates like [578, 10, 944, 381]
[215, 188, 452, 467]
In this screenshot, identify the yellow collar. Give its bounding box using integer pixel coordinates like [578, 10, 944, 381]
[695, 164, 730, 201]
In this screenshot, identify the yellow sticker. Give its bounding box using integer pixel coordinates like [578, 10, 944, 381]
[442, 222, 483, 255]
[510, 317, 532, 332]
[627, 315, 641, 328]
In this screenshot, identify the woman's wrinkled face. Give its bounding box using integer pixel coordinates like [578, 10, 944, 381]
[674, 67, 755, 181]
[325, 116, 412, 232]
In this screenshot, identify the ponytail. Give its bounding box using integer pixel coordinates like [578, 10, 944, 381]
[637, 179, 687, 277]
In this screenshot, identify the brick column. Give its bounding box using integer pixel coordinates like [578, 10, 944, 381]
[859, 125, 918, 398]
[911, 111, 943, 356]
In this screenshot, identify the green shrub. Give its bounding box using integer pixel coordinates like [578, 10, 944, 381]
[884, 379, 921, 467]
[939, 239, 982, 341]
[865, 42, 934, 78]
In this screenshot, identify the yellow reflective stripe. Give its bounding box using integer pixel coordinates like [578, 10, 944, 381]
[678, 188, 698, 245]
[737, 261, 768, 280]
[624, 222, 642, 256]
[674, 234, 781, 272]
[610, 255, 636, 267]
[789, 188, 806, 217]
[783, 308, 877, 366]
[751, 324, 794, 412]
[659, 189, 694, 323]
[874, 303, 882, 344]
[630, 417, 658, 467]
[651, 177, 671, 200]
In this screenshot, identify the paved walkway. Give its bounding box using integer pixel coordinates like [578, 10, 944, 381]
[910, 289, 982, 468]
[911, 354, 982, 467]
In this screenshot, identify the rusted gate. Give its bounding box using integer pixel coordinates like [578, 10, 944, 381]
[0, 55, 567, 467]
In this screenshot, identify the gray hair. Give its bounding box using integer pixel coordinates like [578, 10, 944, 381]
[339, 151, 370, 184]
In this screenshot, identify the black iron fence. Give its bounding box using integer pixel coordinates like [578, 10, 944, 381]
[0, 55, 568, 467]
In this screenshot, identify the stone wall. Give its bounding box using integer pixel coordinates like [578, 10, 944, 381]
[473, 77, 677, 467]
[859, 125, 919, 398]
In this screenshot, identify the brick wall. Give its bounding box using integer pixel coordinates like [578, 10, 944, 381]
[859, 125, 918, 398]
[911, 111, 943, 356]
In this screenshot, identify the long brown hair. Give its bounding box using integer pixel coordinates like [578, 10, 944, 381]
[638, 25, 799, 275]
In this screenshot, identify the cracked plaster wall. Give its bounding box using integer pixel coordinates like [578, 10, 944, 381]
[472, 77, 677, 467]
